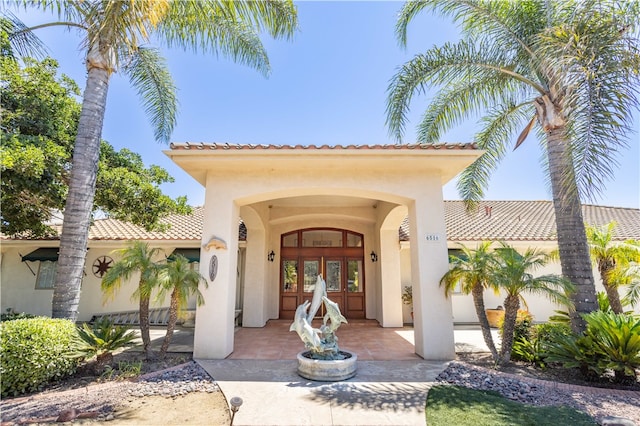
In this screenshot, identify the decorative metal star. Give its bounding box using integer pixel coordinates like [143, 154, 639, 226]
[92, 256, 114, 278]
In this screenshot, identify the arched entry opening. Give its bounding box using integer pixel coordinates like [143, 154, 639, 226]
[279, 228, 365, 319]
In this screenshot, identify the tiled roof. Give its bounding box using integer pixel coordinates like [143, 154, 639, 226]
[400, 201, 640, 242]
[88, 207, 206, 241]
[4, 201, 638, 243]
[169, 142, 478, 151]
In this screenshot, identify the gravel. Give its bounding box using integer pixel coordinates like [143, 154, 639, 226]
[437, 361, 640, 425]
[0, 361, 220, 424]
[3, 360, 638, 425]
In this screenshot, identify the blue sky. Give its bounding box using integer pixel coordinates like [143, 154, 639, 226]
[15, 1, 639, 209]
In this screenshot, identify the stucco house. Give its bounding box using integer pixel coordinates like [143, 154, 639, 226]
[1, 143, 638, 361]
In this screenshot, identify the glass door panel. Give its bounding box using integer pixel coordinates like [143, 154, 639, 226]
[282, 259, 298, 293]
[303, 259, 320, 292]
[325, 260, 342, 292]
[347, 259, 363, 293]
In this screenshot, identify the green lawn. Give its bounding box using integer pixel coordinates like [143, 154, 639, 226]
[425, 385, 596, 426]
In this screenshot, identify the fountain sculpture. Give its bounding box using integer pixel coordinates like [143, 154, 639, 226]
[290, 275, 357, 381]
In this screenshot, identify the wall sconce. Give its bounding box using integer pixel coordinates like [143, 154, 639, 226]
[268, 250, 275, 262]
[370, 251, 378, 262]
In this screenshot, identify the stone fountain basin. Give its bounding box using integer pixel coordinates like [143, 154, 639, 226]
[296, 350, 357, 381]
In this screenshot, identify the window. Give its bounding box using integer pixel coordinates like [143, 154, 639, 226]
[36, 261, 57, 289]
[301, 230, 342, 247]
[448, 249, 465, 294]
[346, 232, 362, 247]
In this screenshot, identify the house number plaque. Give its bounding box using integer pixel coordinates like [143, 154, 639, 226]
[209, 255, 218, 281]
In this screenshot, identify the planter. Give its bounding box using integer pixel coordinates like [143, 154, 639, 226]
[179, 310, 196, 328]
[485, 309, 504, 328]
[296, 350, 357, 381]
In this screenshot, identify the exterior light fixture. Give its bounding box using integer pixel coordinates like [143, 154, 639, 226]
[370, 251, 378, 262]
[268, 250, 275, 262]
[229, 396, 243, 425]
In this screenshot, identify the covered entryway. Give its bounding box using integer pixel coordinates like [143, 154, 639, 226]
[165, 142, 482, 360]
[279, 228, 365, 319]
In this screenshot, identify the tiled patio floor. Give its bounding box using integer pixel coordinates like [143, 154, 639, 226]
[228, 319, 421, 361]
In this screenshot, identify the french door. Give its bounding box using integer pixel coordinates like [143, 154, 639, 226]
[279, 229, 365, 320]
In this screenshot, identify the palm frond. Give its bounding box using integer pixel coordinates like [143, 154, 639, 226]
[386, 38, 543, 143]
[415, 70, 522, 143]
[394, 0, 431, 48]
[1, 11, 48, 59]
[534, 3, 640, 202]
[155, 254, 207, 309]
[122, 47, 177, 144]
[457, 101, 534, 205]
[157, 1, 281, 77]
[213, 0, 298, 40]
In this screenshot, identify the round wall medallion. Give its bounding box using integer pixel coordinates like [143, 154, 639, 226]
[92, 255, 114, 278]
[209, 255, 218, 281]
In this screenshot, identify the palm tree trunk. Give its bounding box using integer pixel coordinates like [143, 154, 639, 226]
[545, 126, 598, 334]
[500, 295, 520, 364]
[160, 288, 180, 358]
[52, 65, 110, 320]
[139, 293, 154, 359]
[471, 283, 499, 363]
[599, 263, 624, 313]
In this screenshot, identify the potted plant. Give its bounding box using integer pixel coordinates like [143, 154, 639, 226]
[402, 286, 413, 319]
[485, 305, 504, 328]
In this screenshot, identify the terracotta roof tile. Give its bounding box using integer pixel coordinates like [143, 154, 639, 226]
[4, 201, 638, 243]
[400, 201, 640, 242]
[169, 142, 478, 151]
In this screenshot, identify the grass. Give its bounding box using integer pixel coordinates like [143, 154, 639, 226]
[425, 385, 596, 426]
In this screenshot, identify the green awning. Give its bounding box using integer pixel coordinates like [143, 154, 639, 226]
[448, 249, 468, 262]
[22, 248, 59, 262]
[168, 248, 201, 263]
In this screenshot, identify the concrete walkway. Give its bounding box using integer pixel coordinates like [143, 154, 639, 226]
[197, 359, 446, 426]
[193, 325, 499, 426]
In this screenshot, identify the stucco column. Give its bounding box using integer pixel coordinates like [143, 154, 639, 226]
[194, 179, 239, 359]
[379, 228, 403, 327]
[241, 209, 268, 327]
[408, 187, 455, 360]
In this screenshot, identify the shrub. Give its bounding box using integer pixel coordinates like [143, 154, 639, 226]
[500, 310, 533, 362]
[545, 311, 640, 383]
[0, 317, 79, 397]
[512, 322, 571, 367]
[1, 308, 36, 322]
[70, 318, 137, 373]
[583, 311, 640, 382]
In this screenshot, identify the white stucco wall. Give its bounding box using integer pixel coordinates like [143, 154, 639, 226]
[0, 244, 190, 322]
[399, 240, 640, 323]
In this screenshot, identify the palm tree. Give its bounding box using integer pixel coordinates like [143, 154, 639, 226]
[586, 221, 640, 314]
[102, 241, 163, 359]
[387, 0, 640, 333]
[155, 254, 207, 358]
[492, 243, 573, 363]
[440, 241, 500, 362]
[3, 1, 298, 321]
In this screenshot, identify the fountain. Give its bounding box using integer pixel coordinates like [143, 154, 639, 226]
[289, 275, 357, 381]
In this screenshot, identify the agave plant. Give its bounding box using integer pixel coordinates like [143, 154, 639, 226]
[71, 318, 137, 373]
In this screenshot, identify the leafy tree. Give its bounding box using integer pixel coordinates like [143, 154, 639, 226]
[156, 254, 206, 358]
[101, 242, 163, 360]
[387, 0, 640, 333]
[492, 244, 573, 363]
[440, 242, 500, 362]
[3, 1, 298, 320]
[586, 222, 640, 314]
[1, 56, 78, 237]
[0, 55, 190, 237]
